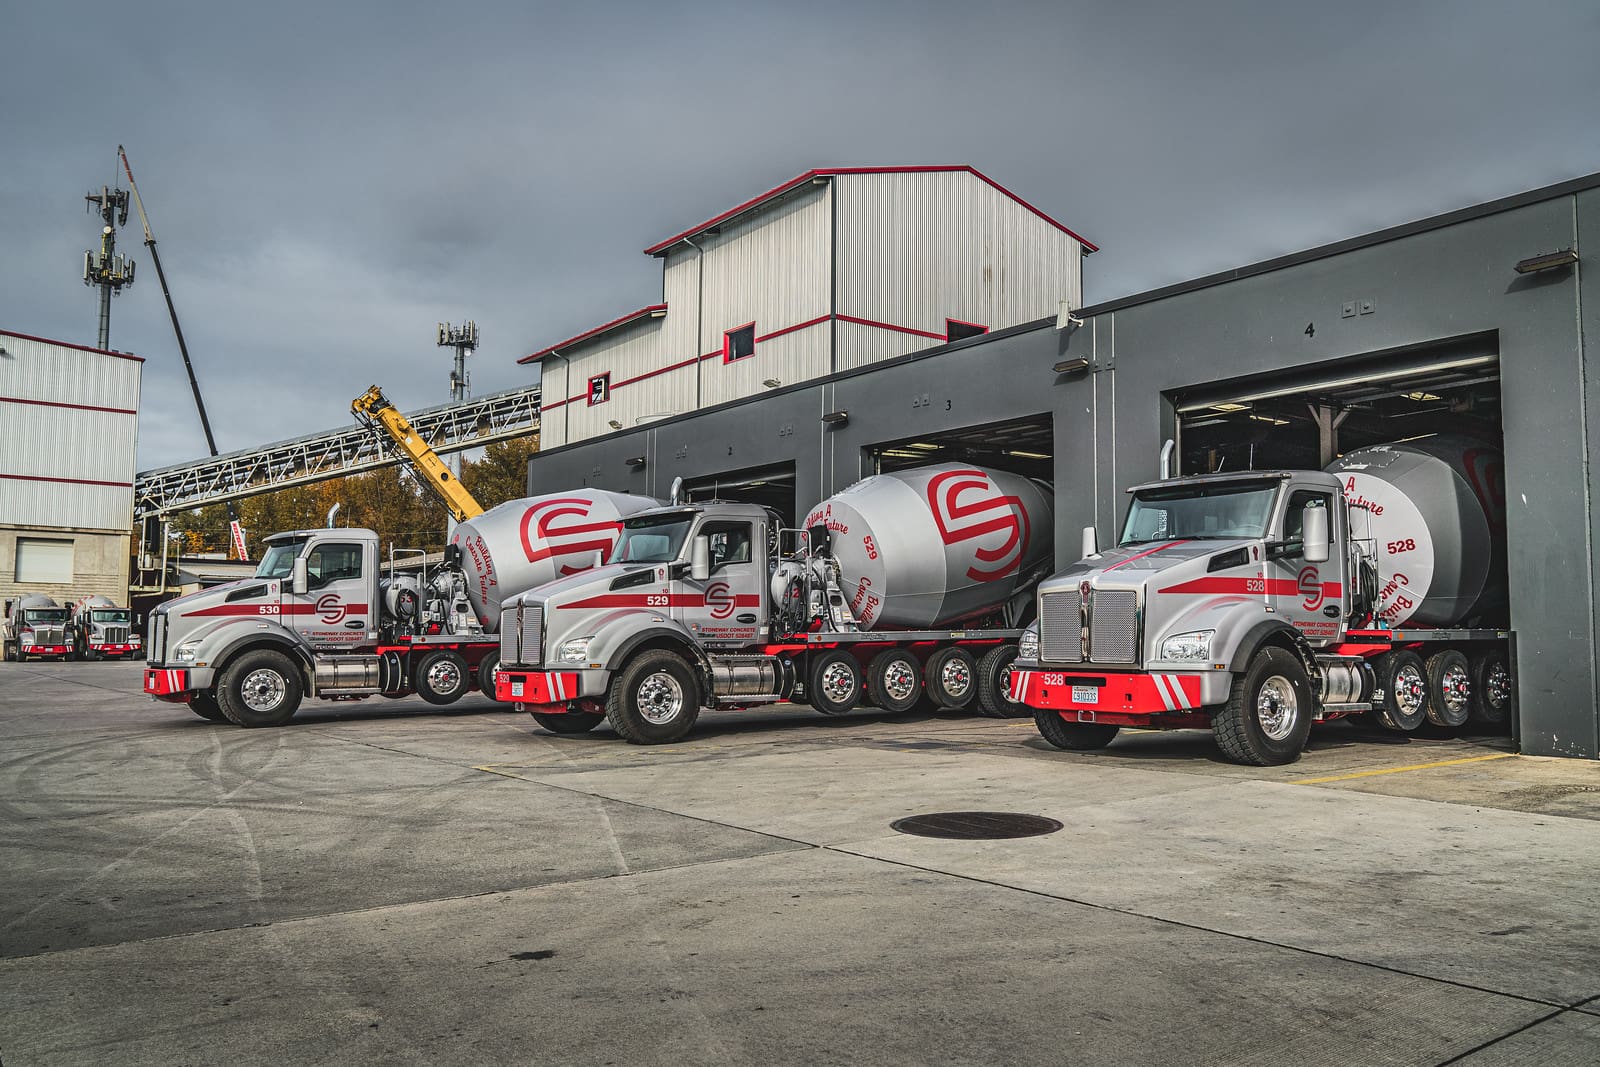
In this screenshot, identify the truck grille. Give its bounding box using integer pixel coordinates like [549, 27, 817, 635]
[103, 625, 129, 644]
[35, 625, 65, 645]
[500, 604, 542, 666]
[1039, 588, 1141, 665]
[148, 614, 165, 662]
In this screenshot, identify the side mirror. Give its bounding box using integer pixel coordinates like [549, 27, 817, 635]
[292, 558, 308, 596]
[1302, 506, 1331, 563]
[690, 536, 711, 582]
[590, 549, 605, 570]
[1081, 525, 1099, 559]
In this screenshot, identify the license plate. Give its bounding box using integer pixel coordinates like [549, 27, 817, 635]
[510, 681, 525, 697]
[1071, 685, 1099, 705]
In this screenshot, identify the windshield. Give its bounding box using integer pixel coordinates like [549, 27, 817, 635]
[613, 515, 694, 563]
[91, 609, 131, 624]
[254, 538, 308, 579]
[23, 608, 70, 624]
[1121, 483, 1279, 546]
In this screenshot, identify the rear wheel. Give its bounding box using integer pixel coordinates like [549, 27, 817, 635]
[866, 649, 922, 714]
[974, 645, 1027, 718]
[1424, 650, 1471, 728]
[187, 692, 228, 723]
[532, 710, 605, 735]
[925, 647, 978, 710]
[476, 651, 507, 703]
[218, 649, 304, 727]
[1034, 711, 1118, 751]
[1214, 646, 1313, 766]
[1469, 650, 1515, 726]
[3, 641, 13, 662]
[808, 650, 862, 716]
[607, 650, 701, 744]
[415, 650, 469, 706]
[1373, 650, 1429, 732]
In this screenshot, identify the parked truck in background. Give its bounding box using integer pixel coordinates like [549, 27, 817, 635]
[3, 595, 76, 661]
[494, 463, 1053, 743]
[142, 489, 657, 725]
[1009, 438, 1513, 766]
[72, 595, 142, 660]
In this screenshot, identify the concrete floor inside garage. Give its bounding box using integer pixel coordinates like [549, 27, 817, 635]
[2, 659, 1598, 1066]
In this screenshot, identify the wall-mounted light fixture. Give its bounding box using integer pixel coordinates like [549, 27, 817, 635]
[1052, 357, 1091, 374]
[821, 409, 849, 426]
[1514, 248, 1578, 274]
[607, 419, 623, 430]
[762, 378, 781, 388]
[625, 455, 646, 468]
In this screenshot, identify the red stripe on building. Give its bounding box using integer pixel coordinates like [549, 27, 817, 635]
[519, 304, 667, 365]
[0, 394, 138, 416]
[0, 473, 132, 488]
[835, 314, 948, 341]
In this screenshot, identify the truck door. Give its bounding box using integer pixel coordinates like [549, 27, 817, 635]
[673, 520, 763, 645]
[283, 539, 372, 650]
[1270, 487, 1346, 643]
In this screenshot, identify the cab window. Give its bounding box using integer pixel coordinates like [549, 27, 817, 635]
[1283, 490, 1333, 549]
[305, 542, 364, 588]
[701, 522, 753, 572]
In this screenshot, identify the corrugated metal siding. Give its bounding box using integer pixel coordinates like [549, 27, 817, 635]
[0, 334, 140, 531]
[833, 320, 926, 373]
[556, 316, 695, 443]
[835, 171, 1082, 347]
[701, 326, 831, 408]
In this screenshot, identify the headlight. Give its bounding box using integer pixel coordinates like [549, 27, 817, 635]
[1160, 630, 1214, 661]
[172, 643, 200, 663]
[557, 637, 592, 663]
[20, 630, 33, 642]
[1018, 627, 1040, 661]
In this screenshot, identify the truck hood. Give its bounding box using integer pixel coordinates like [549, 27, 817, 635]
[519, 562, 656, 606]
[1050, 538, 1255, 584]
[156, 576, 278, 617]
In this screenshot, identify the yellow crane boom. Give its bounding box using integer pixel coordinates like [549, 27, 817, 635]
[352, 385, 485, 522]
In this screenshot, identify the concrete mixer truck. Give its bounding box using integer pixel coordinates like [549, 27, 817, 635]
[72, 595, 142, 660]
[142, 489, 658, 726]
[494, 463, 1054, 743]
[1009, 437, 1512, 766]
[3, 595, 75, 661]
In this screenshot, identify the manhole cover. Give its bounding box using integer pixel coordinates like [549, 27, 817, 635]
[890, 811, 1063, 840]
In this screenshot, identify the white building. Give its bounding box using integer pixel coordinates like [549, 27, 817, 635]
[525, 166, 1095, 448]
[0, 329, 142, 606]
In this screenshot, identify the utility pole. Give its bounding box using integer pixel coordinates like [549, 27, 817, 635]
[83, 186, 135, 349]
[437, 321, 478, 535]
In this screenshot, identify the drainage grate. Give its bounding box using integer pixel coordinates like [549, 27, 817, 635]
[890, 811, 1063, 840]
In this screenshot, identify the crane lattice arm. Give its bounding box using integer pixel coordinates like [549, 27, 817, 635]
[352, 385, 485, 522]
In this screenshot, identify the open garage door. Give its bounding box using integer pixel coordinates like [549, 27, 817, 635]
[684, 463, 797, 526]
[1173, 335, 1500, 474]
[867, 412, 1053, 483]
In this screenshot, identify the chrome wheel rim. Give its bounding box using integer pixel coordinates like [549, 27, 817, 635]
[940, 659, 972, 698]
[1439, 664, 1471, 719]
[1394, 663, 1425, 717]
[999, 664, 1017, 704]
[881, 660, 918, 702]
[818, 662, 857, 704]
[1255, 675, 1299, 741]
[636, 671, 684, 724]
[241, 668, 287, 713]
[426, 659, 463, 695]
[1485, 662, 1512, 709]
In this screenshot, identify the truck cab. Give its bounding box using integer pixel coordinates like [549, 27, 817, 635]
[74, 597, 142, 660]
[4, 596, 76, 661]
[1012, 470, 1380, 765]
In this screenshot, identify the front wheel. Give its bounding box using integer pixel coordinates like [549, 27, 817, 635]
[218, 649, 304, 727]
[532, 710, 605, 735]
[1214, 646, 1313, 766]
[415, 650, 469, 706]
[606, 650, 701, 744]
[1034, 711, 1118, 751]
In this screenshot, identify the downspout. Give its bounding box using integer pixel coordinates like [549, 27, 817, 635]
[546, 349, 572, 449]
[681, 236, 706, 410]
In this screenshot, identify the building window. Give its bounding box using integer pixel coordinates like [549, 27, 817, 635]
[587, 373, 611, 406]
[946, 319, 988, 342]
[15, 538, 75, 584]
[724, 323, 756, 363]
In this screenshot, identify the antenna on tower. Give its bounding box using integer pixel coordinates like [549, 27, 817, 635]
[83, 181, 135, 349]
[438, 320, 478, 404]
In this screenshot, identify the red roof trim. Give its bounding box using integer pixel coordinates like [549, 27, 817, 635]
[518, 304, 668, 365]
[642, 166, 1097, 256]
[0, 329, 145, 363]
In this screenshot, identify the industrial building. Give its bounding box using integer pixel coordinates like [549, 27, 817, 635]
[524, 166, 1094, 449]
[522, 169, 1600, 760]
[0, 329, 142, 606]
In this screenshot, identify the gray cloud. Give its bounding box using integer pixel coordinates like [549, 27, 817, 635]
[3, 0, 1596, 469]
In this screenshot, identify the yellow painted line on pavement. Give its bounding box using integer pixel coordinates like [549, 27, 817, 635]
[1292, 751, 1515, 785]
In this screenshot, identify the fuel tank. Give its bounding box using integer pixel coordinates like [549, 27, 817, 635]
[803, 464, 1054, 629]
[1327, 437, 1506, 627]
[450, 490, 660, 629]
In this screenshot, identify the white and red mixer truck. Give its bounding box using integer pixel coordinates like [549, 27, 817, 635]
[493, 463, 1054, 742]
[72, 594, 142, 660]
[3, 594, 75, 661]
[142, 490, 658, 725]
[1009, 437, 1513, 766]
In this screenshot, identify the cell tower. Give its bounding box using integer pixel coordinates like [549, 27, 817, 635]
[438, 320, 478, 404]
[84, 185, 136, 349]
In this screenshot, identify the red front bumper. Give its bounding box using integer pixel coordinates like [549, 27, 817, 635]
[21, 645, 72, 657]
[1011, 668, 1206, 721]
[92, 644, 140, 656]
[495, 669, 581, 705]
[145, 668, 190, 698]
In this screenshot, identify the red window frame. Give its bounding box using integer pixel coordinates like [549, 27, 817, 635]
[723, 322, 756, 363]
[945, 318, 989, 342]
[586, 372, 611, 406]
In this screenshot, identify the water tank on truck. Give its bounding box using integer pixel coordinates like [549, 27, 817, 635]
[1327, 437, 1506, 628]
[450, 489, 661, 629]
[801, 463, 1054, 629]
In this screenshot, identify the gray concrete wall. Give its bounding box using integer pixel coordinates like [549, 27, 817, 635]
[0, 525, 131, 608]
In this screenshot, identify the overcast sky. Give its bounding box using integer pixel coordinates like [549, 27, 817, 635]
[5, 1, 1597, 471]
